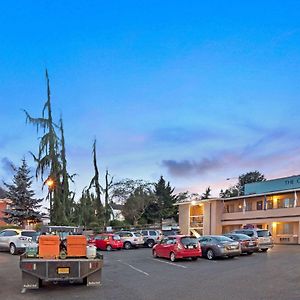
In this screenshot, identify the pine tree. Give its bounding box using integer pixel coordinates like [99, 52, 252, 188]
[4, 159, 44, 227]
[154, 176, 177, 227]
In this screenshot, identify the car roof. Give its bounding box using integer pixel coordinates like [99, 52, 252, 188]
[3, 229, 22, 233]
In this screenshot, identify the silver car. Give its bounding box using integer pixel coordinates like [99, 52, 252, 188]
[199, 235, 241, 260]
[115, 231, 144, 249]
[0, 229, 38, 255]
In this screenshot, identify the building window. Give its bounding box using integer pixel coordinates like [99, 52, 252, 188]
[267, 200, 273, 209]
[277, 223, 294, 234]
[225, 204, 235, 213]
[246, 201, 252, 211]
[256, 201, 263, 210]
[278, 198, 294, 208]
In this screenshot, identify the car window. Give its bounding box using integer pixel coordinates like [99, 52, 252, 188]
[141, 231, 148, 235]
[213, 236, 233, 242]
[4, 230, 18, 236]
[0, 231, 5, 237]
[134, 232, 141, 237]
[160, 238, 168, 244]
[199, 237, 207, 242]
[166, 238, 176, 245]
[257, 230, 271, 237]
[181, 237, 198, 246]
[21, 231, 38, 241]
[149, 231, 157, 236]
[113, 235, 121, 241]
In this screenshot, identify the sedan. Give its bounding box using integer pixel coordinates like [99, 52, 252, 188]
[153, 235, 202, 262]
[224, 233, 258, 255]
[199, 235, 241, 260]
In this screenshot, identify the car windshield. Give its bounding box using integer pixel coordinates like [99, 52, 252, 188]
[213, 236, 234, 242]
[181, 237, 198, 245]
[233, 234, 251, 240]
[257, 230, 271, 237]
[134, 233, 141, 237]
[235, 230, 255, 237]
[113, 235, 121, 240]
[21, 231, 39, 241]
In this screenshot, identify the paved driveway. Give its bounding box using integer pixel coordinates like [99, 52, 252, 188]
[0, 245, 300, 300]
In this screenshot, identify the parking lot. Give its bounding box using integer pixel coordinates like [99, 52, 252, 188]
[1, 245, 300, 300]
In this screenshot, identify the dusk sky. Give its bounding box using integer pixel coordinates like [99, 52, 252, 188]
[1, 1, 300, 201]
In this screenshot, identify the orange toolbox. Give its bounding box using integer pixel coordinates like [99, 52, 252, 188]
[67, 235, 87, 257]
[38, 235, 60, 259]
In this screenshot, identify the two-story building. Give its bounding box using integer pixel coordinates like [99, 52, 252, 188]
[0, 198, 11, 226]
[177, 175, 300, 244]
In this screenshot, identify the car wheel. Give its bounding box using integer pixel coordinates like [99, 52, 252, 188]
[153, 250, 158, 258]
[191, 257, 198, 261]
[228, 256, 235, 259]
[9, 243, 17, 255]
[261, 248, 268, 252]
[206, 249, 215, 260]
[147, 239, 155, 248]
[106, 245, 112, 251]
[124, 242, 132, 250]
[247, 252, 253, 255]
[170, 252, 176, 262]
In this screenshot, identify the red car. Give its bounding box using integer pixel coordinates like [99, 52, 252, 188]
[153, 235, 202, 262]
[94, 233, 123, 251]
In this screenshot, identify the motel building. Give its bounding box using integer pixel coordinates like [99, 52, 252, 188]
[177, 175, 300, 244]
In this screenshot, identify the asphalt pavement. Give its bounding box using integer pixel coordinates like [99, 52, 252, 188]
[0, 245, 300, 300]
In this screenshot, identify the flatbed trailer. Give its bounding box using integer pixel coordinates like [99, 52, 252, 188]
[20, 254, 103, 293]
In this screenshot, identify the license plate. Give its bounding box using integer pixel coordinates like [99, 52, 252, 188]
[249, 242, 254, 246]
[57, 267, 70, 274]
[188, 245, 194, 249]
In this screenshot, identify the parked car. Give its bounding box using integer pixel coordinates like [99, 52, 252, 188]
[224, 233, 258, 255]
[0, 229, 38, 255]
[94, 233, 123, 251]
[230, 229, 274, 252]
[152, 235, 202, 262]
[115, 231, 144, 249]
[162, 229, 180, 237]
[198, 235, 241, 260]
[139, 229, 162, 248]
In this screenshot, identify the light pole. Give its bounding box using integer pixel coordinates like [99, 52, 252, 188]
[46, 178, 54, 222]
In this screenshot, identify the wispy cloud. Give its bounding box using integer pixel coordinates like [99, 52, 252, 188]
[1, 157, 15, 177]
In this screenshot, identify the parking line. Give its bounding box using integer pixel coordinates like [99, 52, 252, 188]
[117, 260, 150, 276]
[152, 258, 187, 269]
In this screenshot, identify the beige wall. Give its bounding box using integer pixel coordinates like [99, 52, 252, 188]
[178, 204, 190, 235]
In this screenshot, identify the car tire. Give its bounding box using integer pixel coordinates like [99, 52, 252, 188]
[170, 252, 176, 262]
[9, 243, 17, 255]
[247, 252, 253, 255]
[191, 257, 198, 261]
[228, 256, 235, 259]
[146, 239, 155, 248]
[206, 249, 215, 260]
[261, 248, 268, 252]
[106, 245, 112, 251]
[153, 250, 158, 258]
[124, 242, 132, 250]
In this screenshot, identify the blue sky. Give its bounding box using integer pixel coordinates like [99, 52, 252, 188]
[1, 1, 300, 199]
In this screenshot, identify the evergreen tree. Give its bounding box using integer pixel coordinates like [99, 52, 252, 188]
[88, 140, 105, 225]
[4, 159, 44, 226]
[24, 70, 74, 225]
[154, 176, 177, 227]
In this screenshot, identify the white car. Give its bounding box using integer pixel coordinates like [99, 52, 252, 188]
[115, 231, 145, 249]
[0, 229, 38, 255]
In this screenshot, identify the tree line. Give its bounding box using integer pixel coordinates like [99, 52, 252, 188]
[1, 71, 266, 229]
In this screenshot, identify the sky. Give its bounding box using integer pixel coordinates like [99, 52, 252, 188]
[1, 1, 300, 202]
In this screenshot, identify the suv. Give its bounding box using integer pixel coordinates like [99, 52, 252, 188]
[140, 229, 162, 248]
[114, 231, 144, 249]
[230, 229, 273, 252]
[0, 229, 38, 255]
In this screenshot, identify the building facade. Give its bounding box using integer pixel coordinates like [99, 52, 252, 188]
[0, 199, 11, 226]
[177, 175, 300, 244]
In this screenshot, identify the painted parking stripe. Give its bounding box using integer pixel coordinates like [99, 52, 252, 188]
[152, 258, 187, 269]
[117, 260, 149, 276]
